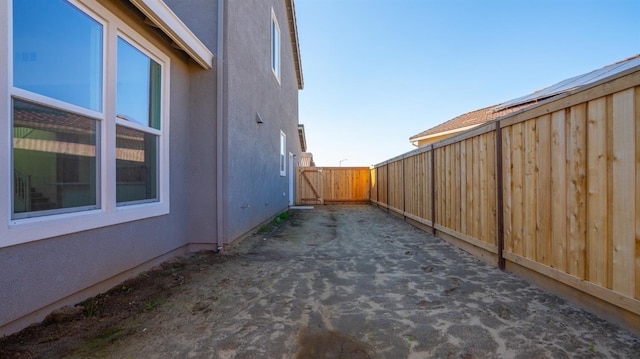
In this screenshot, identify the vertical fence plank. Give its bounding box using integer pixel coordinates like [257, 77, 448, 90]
[551, 110, 568, 271]
[503, 126, 513, 252]
[636, 87, 640, 300]
[512, 122, 524, 256]
[480, 134, 488, 243]
[524, 120, 537, 260]
[455, 142, 462, 232]
[472, 136, 481, 239]
[611, 89, 635, 297]
[487, 131, 497, 246]
[567, 104, 587, 279]
[460, 141, 467, 234]
[430, 148, 435, 227]
[466, 139, 474, 237]
[446, 146, 452, 229]
[586, 98, 608, 286]
[536, 115, 552, 265]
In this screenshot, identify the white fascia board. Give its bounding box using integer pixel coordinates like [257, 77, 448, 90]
[129, 0, 213, 69]
[410, 124, 480, 142]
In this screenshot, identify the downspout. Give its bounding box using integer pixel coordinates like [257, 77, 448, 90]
[215, 0, 225, 252]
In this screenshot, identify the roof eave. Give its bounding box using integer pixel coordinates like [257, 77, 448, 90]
[285, 0, 304, 90]
[128, 0, 214, 69]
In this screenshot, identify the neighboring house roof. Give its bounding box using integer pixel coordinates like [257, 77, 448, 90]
[409, 102, 534, 144]
[410, 53, 640, 146]
[285, 0, 304, 89]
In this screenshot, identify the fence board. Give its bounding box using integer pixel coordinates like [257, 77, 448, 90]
[551, 110, 568, 272]
[503, 126, 513, 253]
[611, 89, 635, 297]
[523, 120, 537, 260]
[466, 140, 474, 239]
[567, 104, 587, 279]
[536, 115, 552, 265]
[487, 132, 497, 246]
[586, 98, 608, 286]
[472, 137, 481, 239]
[636, 87, 640, 300]
[511, 122, 524, 256]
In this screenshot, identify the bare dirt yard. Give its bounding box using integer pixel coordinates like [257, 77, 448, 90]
[1, 205, 639, 358]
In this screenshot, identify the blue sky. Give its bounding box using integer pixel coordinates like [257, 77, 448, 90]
[295, 0, 640, 166]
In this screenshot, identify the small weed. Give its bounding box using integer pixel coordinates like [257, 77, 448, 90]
[144, 299, 160, 311]
[589, 343, 596, 351]
[171, 261, 184, 269]
[84, 300, 98, 317]
[404, 334, 418, 343]
[121, 285, 133, 294]
[84, 327, 129, 350]
[257, 225, 270, 233]
[278, 211, 289, 220]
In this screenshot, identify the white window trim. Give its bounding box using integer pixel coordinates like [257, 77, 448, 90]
[280, 130, 286, 177]
[271, 8, 281, 84]
[1, 0, 171, 248]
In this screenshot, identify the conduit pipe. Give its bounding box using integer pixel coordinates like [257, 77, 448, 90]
[215, 0, 225, 252]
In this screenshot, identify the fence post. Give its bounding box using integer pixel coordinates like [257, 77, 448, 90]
[495, 121, 506, 270]
[386, 162, 390, 212]
[430, 147, 436, 236]
[402, 155, 406, 217]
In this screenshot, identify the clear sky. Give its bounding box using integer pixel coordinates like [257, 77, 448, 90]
[294, 0, 640, 167]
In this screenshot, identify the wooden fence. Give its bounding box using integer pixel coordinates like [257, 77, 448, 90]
[296, 167, 370, 205]
[371, 68, 640, 326]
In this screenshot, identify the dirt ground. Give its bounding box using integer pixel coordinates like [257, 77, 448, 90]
[1, 205, 639, 358]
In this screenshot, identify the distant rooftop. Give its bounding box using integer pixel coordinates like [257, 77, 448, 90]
[410, 54, 640, 145]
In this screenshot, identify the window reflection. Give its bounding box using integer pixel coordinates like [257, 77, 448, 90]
[13, 99, 98, 216]
[116, 126, 158, 204]
[13, 0, 103, 111]
[117, 38, 161, 129]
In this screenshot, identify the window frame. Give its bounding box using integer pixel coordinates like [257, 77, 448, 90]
[1, 0, 171, 248]
[270, 8, 280, 83]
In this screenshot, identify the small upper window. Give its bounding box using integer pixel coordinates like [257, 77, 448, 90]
[271, 9, 280, 82]
[280, 131, 286, 176]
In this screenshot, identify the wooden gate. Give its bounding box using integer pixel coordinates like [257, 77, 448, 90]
[296, 167, 370, 205]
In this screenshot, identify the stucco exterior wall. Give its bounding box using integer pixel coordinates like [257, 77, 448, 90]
[163, 0, 221, 247]
[1, 0, 303, 335]
[224, 0, 302, 242]
[0, 0, 203, 335]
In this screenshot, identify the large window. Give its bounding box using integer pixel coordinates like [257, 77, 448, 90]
[271, 8, 280, 82]
[6, 0, 170, 244]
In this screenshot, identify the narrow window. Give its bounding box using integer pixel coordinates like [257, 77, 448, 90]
[116, 37, 161, 204]
[271, 9, 280, 82]
[280, 131, 286, 176]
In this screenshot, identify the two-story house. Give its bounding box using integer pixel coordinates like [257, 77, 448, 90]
[0, 0, 304, 335]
